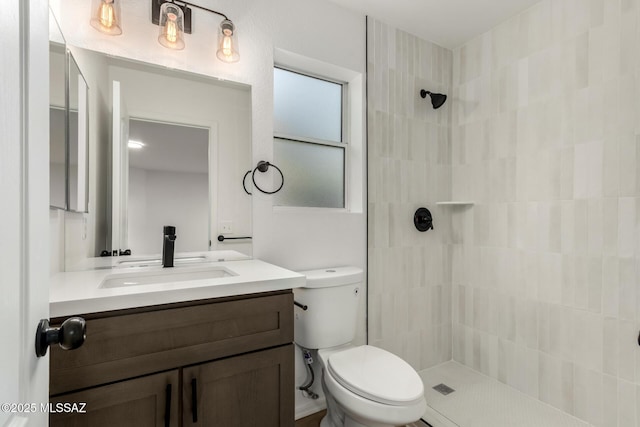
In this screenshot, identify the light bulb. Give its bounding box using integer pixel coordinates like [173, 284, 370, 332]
[222, 31, 233, 58]
[98, 0, 115, 29]
[90, 0, 122, 35]
[164, 13, 178, 43]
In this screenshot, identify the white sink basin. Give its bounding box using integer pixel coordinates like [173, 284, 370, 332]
[116, 256, 208, 268]
[100, 266, 235, 289]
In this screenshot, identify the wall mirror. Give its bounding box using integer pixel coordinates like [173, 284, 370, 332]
[49, 12, 66, 209]
[68, 54, 89, 213]
[67, 47, 252, 259]
[122, 119, 210, 255]
[49, 7, 90, 214]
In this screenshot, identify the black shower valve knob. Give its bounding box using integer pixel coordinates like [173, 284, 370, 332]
[414, 207, 434, 232]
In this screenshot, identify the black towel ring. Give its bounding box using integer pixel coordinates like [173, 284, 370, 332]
[242, 170, 252, 195]
[251, 161, 284, 195]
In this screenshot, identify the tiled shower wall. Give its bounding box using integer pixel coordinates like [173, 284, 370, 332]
[367, 17, 453, 371]
[451, 0, 640, 425]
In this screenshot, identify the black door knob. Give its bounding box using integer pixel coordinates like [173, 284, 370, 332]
[35, 317, 86, 357]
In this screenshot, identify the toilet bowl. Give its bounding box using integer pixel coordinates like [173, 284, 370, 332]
[294, 267, 426, 427]
[318, 345, 426, 427]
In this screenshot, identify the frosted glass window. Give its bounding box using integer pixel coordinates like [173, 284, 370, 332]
[274, 138, 344, 208]
[274, 68, 342, 143]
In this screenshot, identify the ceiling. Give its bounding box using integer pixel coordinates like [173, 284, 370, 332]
[128, 119, 209, 174]
[329, 0, 543, 49]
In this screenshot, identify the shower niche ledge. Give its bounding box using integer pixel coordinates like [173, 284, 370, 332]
[435, 201, 475, 206]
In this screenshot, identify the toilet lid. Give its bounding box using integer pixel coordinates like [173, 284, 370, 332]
[327, 345, 424, 406]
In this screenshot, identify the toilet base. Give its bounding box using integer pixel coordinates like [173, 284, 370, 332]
[321, 413, 399, 427]
[343, 416, 385, 427]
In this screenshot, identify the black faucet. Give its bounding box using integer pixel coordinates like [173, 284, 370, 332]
[162, 226, 176, 268]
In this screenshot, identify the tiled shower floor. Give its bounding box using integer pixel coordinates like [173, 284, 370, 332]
[418, 362, 590, 427]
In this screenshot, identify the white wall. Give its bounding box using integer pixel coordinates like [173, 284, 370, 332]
[49, 209, 65, 274]
[128, 167, 209, 255]
[51, 0, 367, 418]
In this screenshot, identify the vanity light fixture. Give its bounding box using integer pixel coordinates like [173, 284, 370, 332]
[128, 140, 145, 149]
[88, 0, 240, 62]
[151, 0, 240, 63]
[89, 0, 122, 35]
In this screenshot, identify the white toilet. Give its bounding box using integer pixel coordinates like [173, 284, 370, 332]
[294, 266, 426, 427]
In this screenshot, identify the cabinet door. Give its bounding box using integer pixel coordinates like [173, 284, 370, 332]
[183, 345, 294, 427]
[50, 370, 179, 427]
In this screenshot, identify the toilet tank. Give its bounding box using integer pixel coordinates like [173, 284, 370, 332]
[293, 266, 364, 350]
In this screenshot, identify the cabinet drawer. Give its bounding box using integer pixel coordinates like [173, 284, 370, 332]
[50, 292, 293, 395]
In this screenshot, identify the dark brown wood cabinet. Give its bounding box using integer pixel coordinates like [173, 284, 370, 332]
[50, 291, 295, 427]
[184, 345, 294, 427]
[50, 370, 179, 427]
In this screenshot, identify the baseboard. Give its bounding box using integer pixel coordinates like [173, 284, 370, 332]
[295, 397, 327, 420]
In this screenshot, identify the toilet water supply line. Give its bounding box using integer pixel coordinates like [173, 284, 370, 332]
[299, 348, 319, 399]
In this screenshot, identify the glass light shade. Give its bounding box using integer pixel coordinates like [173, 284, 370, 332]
[89, 0, 122, 36]
[216, 19, 240, 63]
[158, 3, 185, 50]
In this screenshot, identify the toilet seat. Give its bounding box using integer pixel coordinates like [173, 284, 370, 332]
[326, 345, 424, 406]
[322, 353, 427, 426]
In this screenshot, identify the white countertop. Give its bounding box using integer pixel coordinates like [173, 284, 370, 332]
[64, 250, 250, 271]
[50, 251, 305, 318]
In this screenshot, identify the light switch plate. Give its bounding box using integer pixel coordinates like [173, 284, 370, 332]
[221, 221, 233, 233]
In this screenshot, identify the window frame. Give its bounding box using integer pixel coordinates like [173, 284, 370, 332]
[273, 65, 350, 210]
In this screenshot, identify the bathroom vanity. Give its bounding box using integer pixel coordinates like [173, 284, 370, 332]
[48, 253, 303, 426]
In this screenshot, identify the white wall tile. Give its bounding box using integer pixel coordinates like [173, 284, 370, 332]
[616, 198, 635, 258]
[573, 364, 589, 420]
[368, 19, 452, 371]
[617, 319, 637, 383]
[588, 257, 603, 313]
[619, 133, 637, 196]
[603, 375, 618, 427]
[602, 200, 619, 256]
[602, 257, 619, 317]
[618, 379, 637, 426]
[618, 258, 636, 321]
[369, 1, 640, 423]
[603, 317, 619, 377]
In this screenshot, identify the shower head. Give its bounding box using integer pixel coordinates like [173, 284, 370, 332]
[420, 90, 447, 109]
